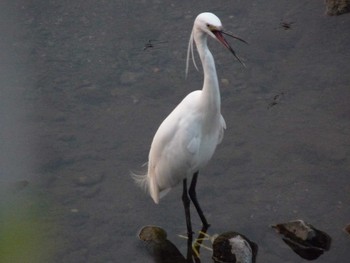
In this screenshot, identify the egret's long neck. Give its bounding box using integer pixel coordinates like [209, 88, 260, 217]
[194, 31, 221, 114]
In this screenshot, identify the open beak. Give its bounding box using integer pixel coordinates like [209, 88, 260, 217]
[212, 30, 247, 67]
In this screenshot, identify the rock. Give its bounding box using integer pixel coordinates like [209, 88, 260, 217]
[138, 225, 167, 243]
[212, 231, 258, 263]
[138, 226, 186, 263]
[325, 0, 350, 15]
[271, 219, 331, 260]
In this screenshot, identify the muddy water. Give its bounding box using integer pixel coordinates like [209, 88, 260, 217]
[1, 0, 349, 262]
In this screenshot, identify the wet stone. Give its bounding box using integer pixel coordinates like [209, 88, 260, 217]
[325, 0, 350, 15]
[212, 231, 258, 263]
[138, 226, 186, 263]
[138, 225, 167, 243]
[272, 219, 332, 260]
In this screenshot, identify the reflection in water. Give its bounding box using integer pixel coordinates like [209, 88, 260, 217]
[272, 219, 332, 260]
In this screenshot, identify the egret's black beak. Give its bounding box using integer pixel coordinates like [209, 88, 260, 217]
[212, 30, 247, 67]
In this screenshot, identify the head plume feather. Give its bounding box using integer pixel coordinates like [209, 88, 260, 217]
[186, 29, 199, 78]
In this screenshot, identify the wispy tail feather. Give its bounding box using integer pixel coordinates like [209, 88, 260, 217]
[131, 172, 146, 190]
[132, 164, 170, 204]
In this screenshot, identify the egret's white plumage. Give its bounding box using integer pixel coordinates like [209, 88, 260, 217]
[134, 13, 245, 214]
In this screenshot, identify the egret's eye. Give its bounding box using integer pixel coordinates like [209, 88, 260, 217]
[206, 24, 215, 32]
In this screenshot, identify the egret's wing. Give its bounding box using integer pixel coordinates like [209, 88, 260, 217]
[187, 136, 200, 154]
[156, 91, 201, 155]
[148, 91, 202, 188]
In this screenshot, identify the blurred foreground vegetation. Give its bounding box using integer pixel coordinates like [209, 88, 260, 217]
[0, 184, 56, 263]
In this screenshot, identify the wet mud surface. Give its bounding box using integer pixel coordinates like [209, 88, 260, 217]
[1, 0, 350, 262]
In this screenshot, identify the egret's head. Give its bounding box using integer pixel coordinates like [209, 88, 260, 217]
[194, 12, 247, 66]
[186, 12, 247, 76]
[194, 12, 223, 39]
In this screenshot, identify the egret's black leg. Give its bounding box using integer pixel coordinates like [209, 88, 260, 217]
[182, 179, 193, 262]
[182, 179, 193, 237]
[189, 171, 210, 228]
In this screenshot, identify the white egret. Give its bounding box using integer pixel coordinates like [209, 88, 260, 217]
[134, 12, 246, 237]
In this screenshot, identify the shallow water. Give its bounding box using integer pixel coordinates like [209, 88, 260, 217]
[1, 0, 350, 262]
